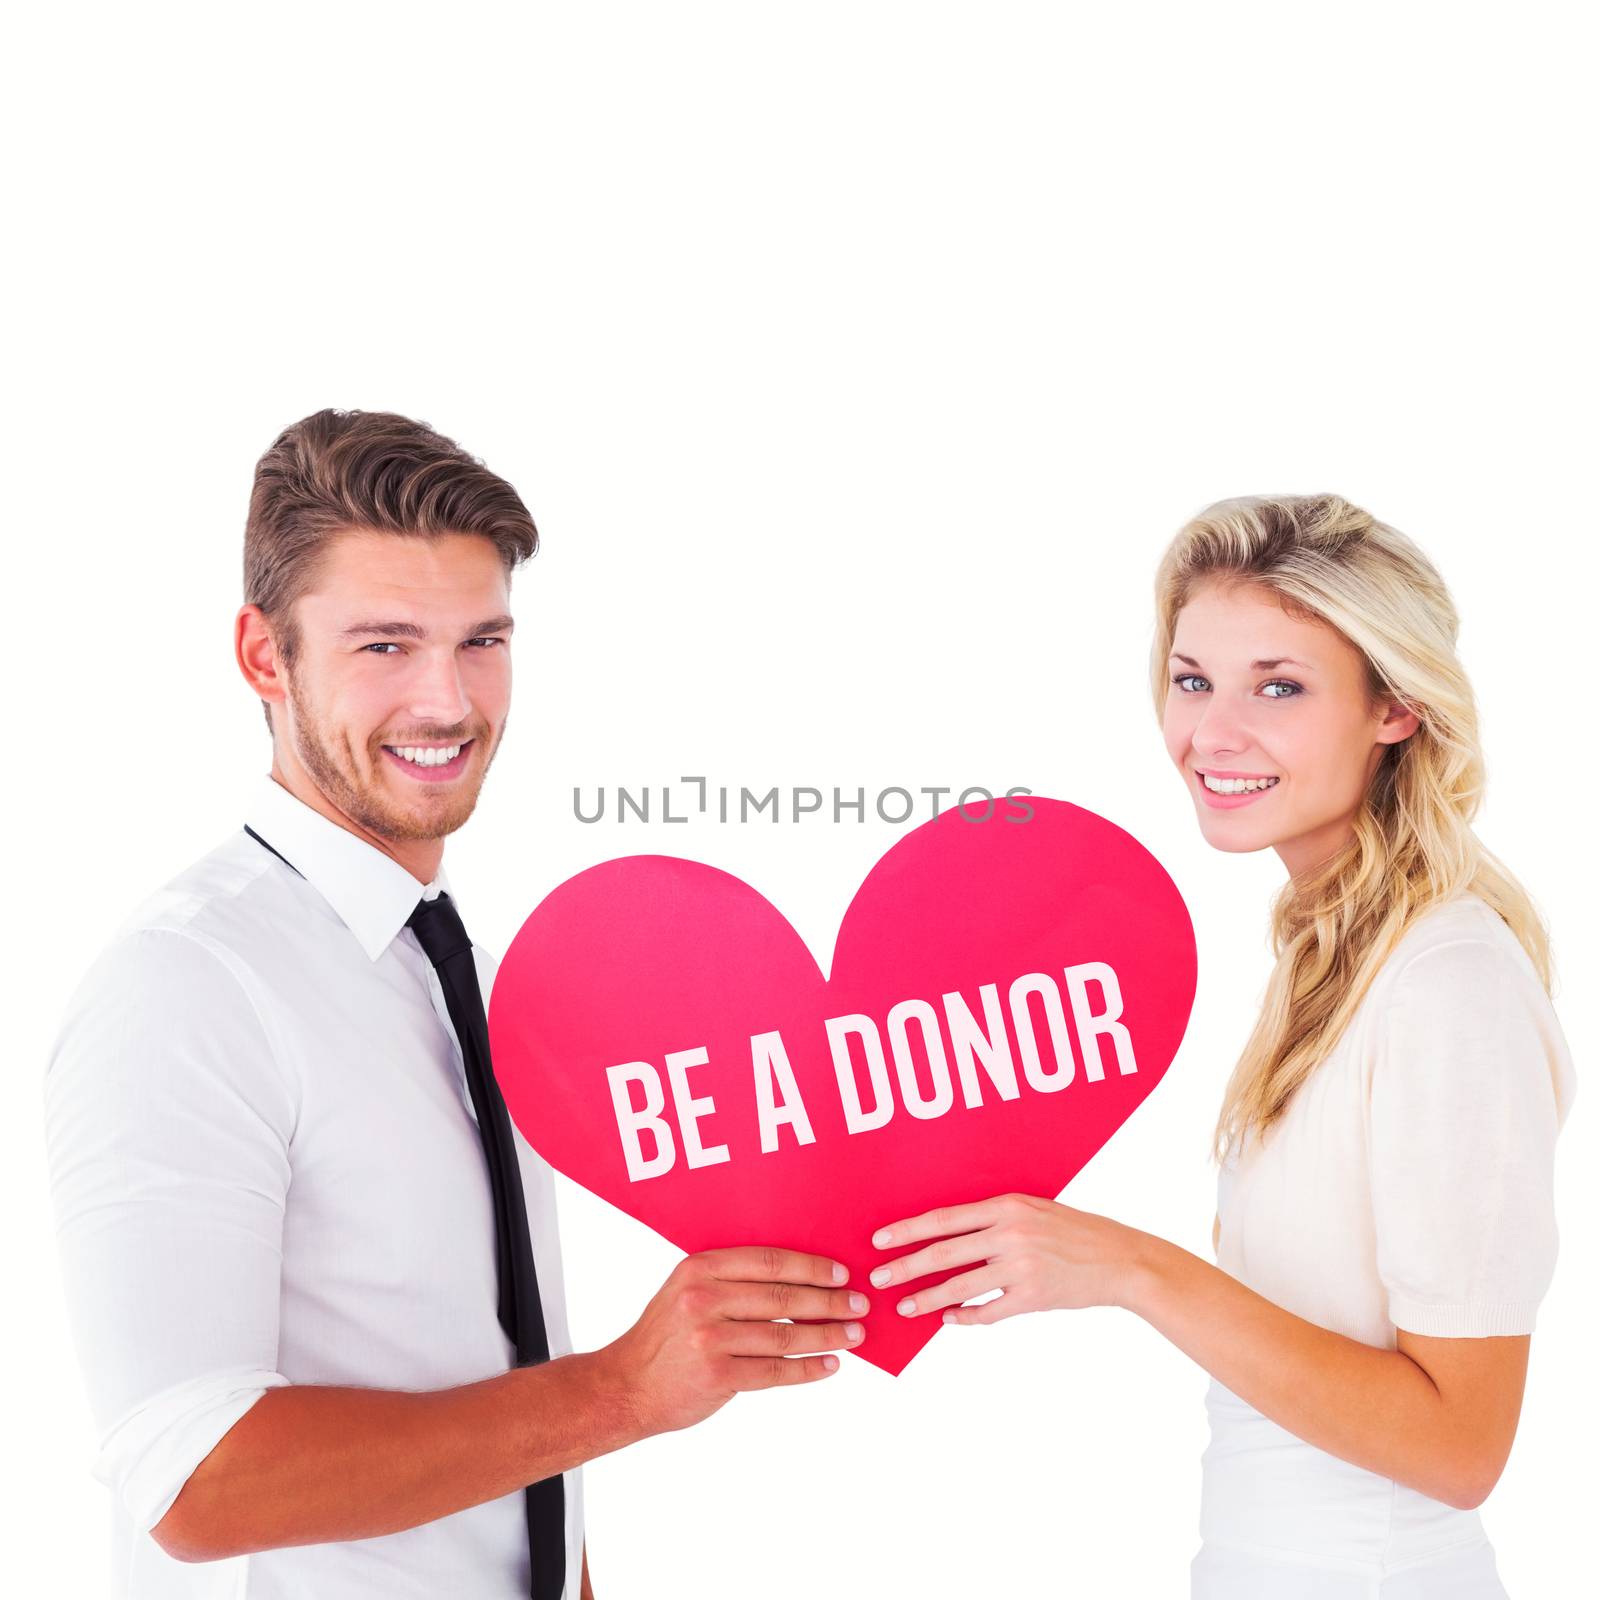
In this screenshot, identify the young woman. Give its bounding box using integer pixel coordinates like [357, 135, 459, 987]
[871, 495, 1576, 1597]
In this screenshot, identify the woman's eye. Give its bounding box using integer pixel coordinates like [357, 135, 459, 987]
[1171, 671, 1301, 698]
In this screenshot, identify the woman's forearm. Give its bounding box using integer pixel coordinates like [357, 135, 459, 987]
[875, 1194, 1526, 1509]
[1121, 1234, 1506, 1509]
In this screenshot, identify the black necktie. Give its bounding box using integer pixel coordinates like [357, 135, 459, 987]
[243, 827, 565, 1598]
[406, 890, 565, 1600]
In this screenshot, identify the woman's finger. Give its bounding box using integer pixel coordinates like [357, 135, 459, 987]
[895, 1265, 1004, 1317]
[872, 1197, 1004, 1250]
[869, 1231, 992, 1289]
[942, 1293, 1015, 1327]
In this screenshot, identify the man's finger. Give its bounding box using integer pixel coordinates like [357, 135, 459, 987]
[697, 1246, 849, 1287]
[720, 1319, 865, 1357]
[731, 1353, 842, 1389]
[715, 1282, 870, 1323]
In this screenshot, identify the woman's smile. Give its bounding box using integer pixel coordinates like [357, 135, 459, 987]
[1194, 767, 1281, 809]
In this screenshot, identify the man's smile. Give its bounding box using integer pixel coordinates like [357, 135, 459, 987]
[380, 738, 475, 782]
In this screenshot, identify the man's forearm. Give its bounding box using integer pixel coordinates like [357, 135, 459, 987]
[154, 1351, 636, 1563]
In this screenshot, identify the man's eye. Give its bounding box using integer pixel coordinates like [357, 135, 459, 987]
[362, 639, 505, 653]
[1172, 673, 1209, 693]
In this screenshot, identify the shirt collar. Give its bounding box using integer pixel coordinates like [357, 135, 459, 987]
[245, 774, 454, 963]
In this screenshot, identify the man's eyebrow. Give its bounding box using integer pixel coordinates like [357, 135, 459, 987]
[1169, 652, 1312, 671]
[339, 615, 516, 642]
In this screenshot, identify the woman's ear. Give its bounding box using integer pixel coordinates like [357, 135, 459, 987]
[1375, 698, 1421, 747]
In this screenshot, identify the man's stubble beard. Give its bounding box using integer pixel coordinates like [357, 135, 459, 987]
[284, 669, 504, 844]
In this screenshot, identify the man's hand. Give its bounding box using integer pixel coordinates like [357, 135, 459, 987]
[600, 1247, 868, 1435]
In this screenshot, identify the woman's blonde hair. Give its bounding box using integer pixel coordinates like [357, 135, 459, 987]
[1148, 494, 1553, 1160]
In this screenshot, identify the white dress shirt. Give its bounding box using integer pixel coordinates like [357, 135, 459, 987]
[43, 774, 585, 1599]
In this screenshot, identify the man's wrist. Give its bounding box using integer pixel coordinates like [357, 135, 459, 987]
[556, 1347, 651, 1459]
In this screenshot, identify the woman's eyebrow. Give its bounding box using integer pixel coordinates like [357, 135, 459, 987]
[1169, 651, 1313, 671]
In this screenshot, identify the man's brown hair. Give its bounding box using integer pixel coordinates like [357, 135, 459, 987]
[244, 408, 539, 732]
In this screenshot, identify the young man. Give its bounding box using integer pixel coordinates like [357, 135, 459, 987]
[43, 409, 868, 1599]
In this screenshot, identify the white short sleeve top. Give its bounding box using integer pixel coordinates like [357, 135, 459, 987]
[1198, 892, 1577, 1572]
[1215, 891, 1576, 1349]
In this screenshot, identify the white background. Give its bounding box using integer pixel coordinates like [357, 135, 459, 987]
[6, 3, 1596, 1594]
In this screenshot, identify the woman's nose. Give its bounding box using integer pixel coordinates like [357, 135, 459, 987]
[1192, 698, 1253, 759]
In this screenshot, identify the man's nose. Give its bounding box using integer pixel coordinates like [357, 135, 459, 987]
[404, 649, 473, 724]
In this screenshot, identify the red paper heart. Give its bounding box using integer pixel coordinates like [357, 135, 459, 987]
[489, 798, 1196, 1374]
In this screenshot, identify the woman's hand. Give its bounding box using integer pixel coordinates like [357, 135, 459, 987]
[869, 1193, 1151, 1324]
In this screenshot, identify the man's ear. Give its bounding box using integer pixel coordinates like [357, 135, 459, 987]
[236, 605, 287, 705]
[236, 605, 290, 739]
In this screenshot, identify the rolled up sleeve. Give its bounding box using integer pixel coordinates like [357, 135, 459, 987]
[43, 928, 297, 1531]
